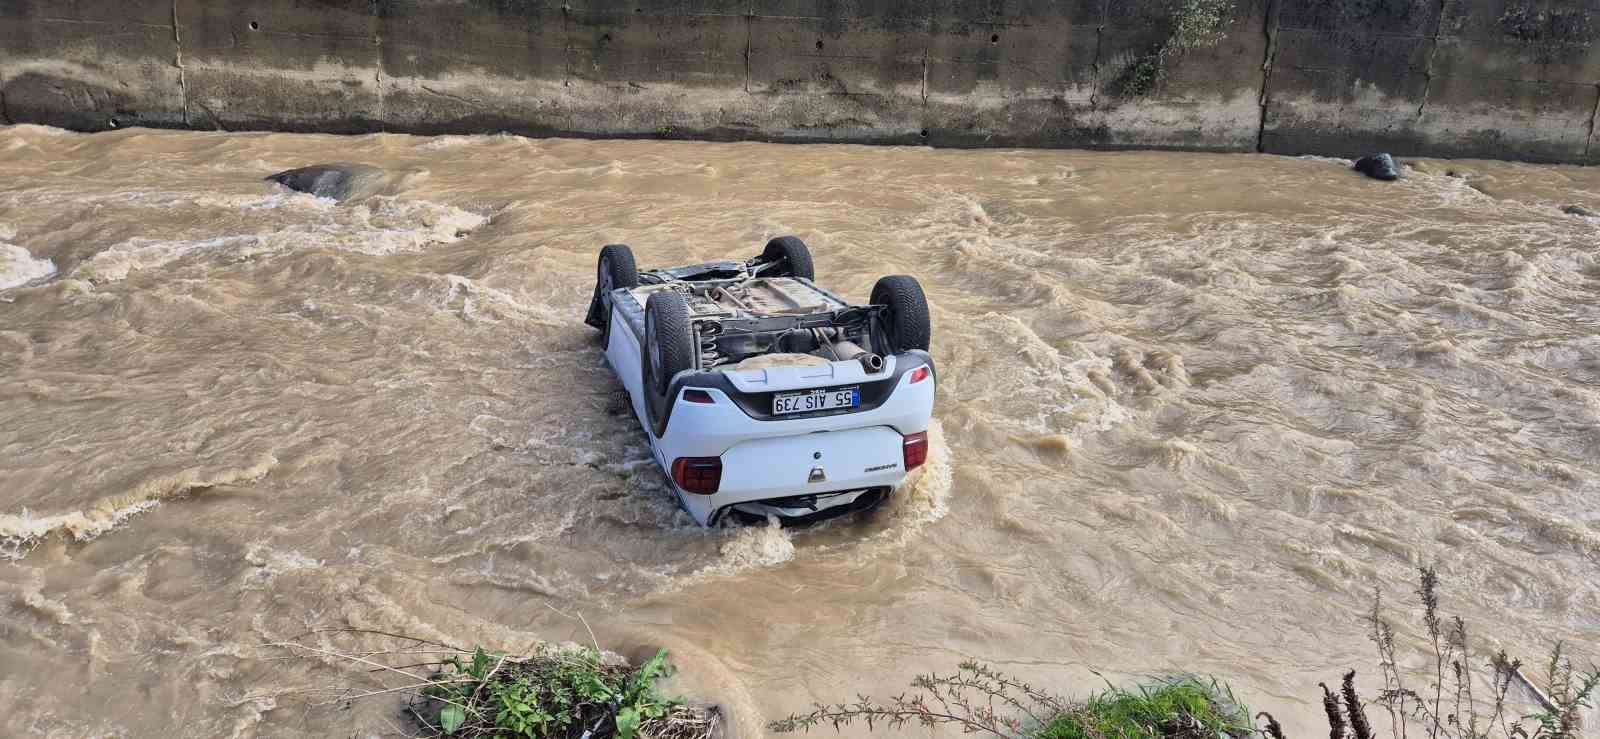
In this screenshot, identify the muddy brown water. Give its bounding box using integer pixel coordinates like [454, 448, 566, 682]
[2, 125, 1598, 738]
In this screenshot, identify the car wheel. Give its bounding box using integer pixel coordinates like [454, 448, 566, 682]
[587, 244, 639, 343]
[870, 275, 931, 353]
[644, 290, 695, 431]
[759, 236, 815, 281]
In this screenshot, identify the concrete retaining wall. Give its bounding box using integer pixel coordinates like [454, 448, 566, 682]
[2, 0, 1597, 162]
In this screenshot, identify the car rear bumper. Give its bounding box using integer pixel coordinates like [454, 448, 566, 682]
[652, 357, 935, 526]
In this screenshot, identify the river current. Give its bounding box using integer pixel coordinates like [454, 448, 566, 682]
[1, 125, 1596, 737]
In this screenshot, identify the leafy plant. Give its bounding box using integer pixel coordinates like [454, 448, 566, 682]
[1121, 0, 1237, 96]
[416, 645, 689, 738]
[265, 628, 718, 739]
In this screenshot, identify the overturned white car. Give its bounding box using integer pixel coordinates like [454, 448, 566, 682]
[585, 236, 936, 526]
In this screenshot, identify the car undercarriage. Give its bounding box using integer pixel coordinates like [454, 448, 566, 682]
[584, 235, 935, 526]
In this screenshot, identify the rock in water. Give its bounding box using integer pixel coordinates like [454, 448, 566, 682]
[1561, 204, 1598, 217]
[265, 163, 384, 201]
[1353, 153, 1400, 181]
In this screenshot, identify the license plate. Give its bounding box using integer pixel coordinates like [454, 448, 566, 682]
[773, 387, 860, 415]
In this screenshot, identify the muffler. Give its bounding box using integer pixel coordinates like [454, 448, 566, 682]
[832, 340, 885, 373]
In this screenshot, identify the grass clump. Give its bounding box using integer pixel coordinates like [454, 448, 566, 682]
[768, 661, 1249, 738]
[1037, 676, 1253, 739]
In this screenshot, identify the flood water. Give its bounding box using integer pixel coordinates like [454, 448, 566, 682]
[2, 124, 1597, 737]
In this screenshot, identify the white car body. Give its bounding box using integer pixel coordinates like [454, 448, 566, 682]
[599, 277, 936, 526]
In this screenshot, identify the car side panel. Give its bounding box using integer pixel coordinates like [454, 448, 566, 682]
[603, 303, 650, 430]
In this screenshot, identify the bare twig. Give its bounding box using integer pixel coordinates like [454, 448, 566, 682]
[544, 602, 603, 656]
[1511, 663, 1560, 714]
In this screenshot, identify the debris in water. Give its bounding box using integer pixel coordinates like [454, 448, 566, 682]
[265, 163, 385, 201]
[1353, 153, 1400, 181]
[1560, 204, 1597, 217]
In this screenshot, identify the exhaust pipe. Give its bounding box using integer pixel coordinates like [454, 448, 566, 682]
[832, 340, 885, 373]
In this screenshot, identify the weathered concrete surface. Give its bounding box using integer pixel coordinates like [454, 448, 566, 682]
[0, 0, 184, 130]
[1260, 0, 1600, 163]
[179, 0, 382, 133]
[3, 0, 1600, 162]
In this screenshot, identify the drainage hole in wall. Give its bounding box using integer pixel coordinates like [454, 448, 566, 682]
[108, 118, 119, 128]
[919, 129, 929, 138]
[815, 40, 824, 50]
[990, 34, 999, 43]
[249, 21, 260, 31]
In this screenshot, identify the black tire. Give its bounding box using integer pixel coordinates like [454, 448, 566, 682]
[870, 275, 931, 353]
[644, 290, 695, 405]
[586, 244, 639, 341]
[760, 236, 815, 281]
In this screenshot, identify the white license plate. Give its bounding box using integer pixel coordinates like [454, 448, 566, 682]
[773, 387, 860, 415]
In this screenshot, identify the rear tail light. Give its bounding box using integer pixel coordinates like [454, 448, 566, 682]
[903, 431, 929, 471]
[908, 366, 931, 384]
[682, 389, 715, 404]
[671, 457, 722, 494]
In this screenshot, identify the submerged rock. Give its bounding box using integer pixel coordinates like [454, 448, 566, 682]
[1353, 153, 1401, 181]
[1561, 204, 1598, 217]
[265, 163, 384, 202]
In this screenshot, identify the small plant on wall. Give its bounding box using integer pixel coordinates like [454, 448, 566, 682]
[1121, 0, 1237, 96]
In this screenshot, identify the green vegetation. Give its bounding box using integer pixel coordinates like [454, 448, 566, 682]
[1121, 0, 1237, 96]
[268, 631, 716, 739]
[768, 662, 1251, 738]
[1037, 676, 1252, 739]
[415, 646, 707, 738]
[769, 569, 1597, 739]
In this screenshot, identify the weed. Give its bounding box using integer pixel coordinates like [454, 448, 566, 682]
[768, 663, 1249, 739]
[1296, 567, 1598, 739]
[265, 629, 716, 739]
[415, 645, 702, 738]
[1120, 0, 1236, 96]
[1037, 676, 1254, 739]
[769, 569, 1595, 739]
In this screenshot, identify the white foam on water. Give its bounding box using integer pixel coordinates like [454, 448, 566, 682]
[442, 274, 568, 326]
[0, 454, 276, 560]
[73, 235, 261, 283]
[0, 242, 57, 289]
[698, 515, 796, 578]
[0, 500, 160, 561]
[882, 419, 954, 529]
[69, 196, 491, 282]
[420, 136, 481, 149]
[243, 543, 324, 579]
[341, 197, 490, 255]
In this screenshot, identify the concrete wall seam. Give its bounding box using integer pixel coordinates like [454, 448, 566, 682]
[1585, 84, 1600, 160]
[1255, 0, 1280, 153]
